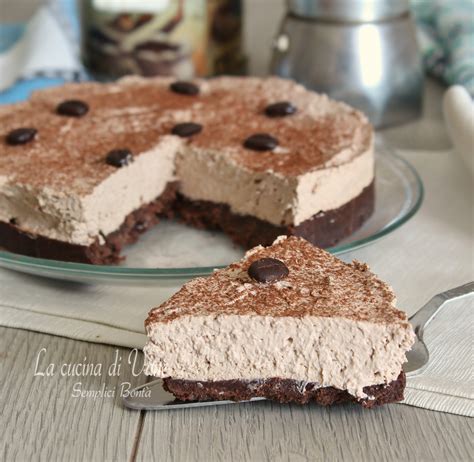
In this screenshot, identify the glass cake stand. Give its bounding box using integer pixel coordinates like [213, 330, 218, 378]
[0, 139, 423, 284]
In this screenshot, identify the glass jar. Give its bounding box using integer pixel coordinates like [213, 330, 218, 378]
[80, 0, 245, 80]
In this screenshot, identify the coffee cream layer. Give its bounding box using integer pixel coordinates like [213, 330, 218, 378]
[0, 137, 179, 246]
[144, 236, 415, 399]
[177, 143, 373, 227]
[0, 76, 374, 245]
[144, 314, 411, 399]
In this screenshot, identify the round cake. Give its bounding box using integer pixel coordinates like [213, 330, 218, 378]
[0, 76, 374, 263]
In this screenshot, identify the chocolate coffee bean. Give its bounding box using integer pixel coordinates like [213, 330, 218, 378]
[171, 122, 202, 138]
[56, 100, 89, 117]
[248, 258, 289, 283]
[243, 133, 278, 151]
[170, 81, 199, 96]
[265, 101, 297, 117]
[6, 128, 37, 145]
[106, 149, 133, 167]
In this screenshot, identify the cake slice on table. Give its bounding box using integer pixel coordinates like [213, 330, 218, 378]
[144, 236, 415, 407]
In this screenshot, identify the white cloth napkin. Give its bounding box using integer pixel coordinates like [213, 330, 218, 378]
[404, 296, 473, 416]
[0, 7, 81, 91]
[0, 148, 472, 416]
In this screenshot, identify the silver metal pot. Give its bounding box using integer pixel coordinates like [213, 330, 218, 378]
[270, 0, 423, 127]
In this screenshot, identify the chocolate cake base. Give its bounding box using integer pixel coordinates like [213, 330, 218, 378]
[163, 371, 405, 408]
[0, 182, 178, 264]
[170, 181, 375, 249]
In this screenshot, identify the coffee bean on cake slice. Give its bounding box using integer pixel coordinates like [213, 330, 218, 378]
[265, 101, 297, 117]
[106, 149, 134, 167]
[248, 258, 289, 283]
[171, 122, 203, 138]
[244, 133, 278, 151]
[6, 128, 37, 145]
[170, 81, 199, 96]
[56, 100, 89, 117]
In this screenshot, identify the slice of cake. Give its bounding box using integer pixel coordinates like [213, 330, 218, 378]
[144, 236, 415, 407]
[0, 76, 374, 263]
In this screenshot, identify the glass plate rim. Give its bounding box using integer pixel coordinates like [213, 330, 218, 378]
[0, 145, 424, 280]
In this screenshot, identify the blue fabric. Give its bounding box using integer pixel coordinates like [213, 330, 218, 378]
[0, 78, 66, 104]
[59, 0, 80, 37]
[0, 0, 78, 104]
[412, 0, 474, 95]
[0, 23, 24, 52]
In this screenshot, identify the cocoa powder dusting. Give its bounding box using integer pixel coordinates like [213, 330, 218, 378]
[146, 236, 408, 327]
[0, 76, 372, 195]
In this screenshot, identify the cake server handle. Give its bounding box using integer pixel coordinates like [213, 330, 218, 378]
[405, 281, 474, 376]
[123, 379, 266, 411]
[408, 281, 474, 339]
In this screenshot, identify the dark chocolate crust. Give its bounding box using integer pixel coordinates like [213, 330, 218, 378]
[169, 181, 375, 249]
[0, 181, 374, 264]
[0, 182, 178, 264]
[163, 370, 405, 408]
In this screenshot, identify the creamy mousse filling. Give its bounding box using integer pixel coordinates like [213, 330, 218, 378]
[293, 145, 374, 225]
[144, 313, 414, 399]
[0, 139, 373, 246]
[174, 141, 374, 228]
[0, 136, 181, 246]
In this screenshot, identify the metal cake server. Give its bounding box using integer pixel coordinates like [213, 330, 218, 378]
[123, 379, 265, 411]
[123, 282, 474, 411]
[404, 281, 473, 377]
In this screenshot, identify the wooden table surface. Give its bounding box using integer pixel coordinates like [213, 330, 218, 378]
[2, 326, 473, 462]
